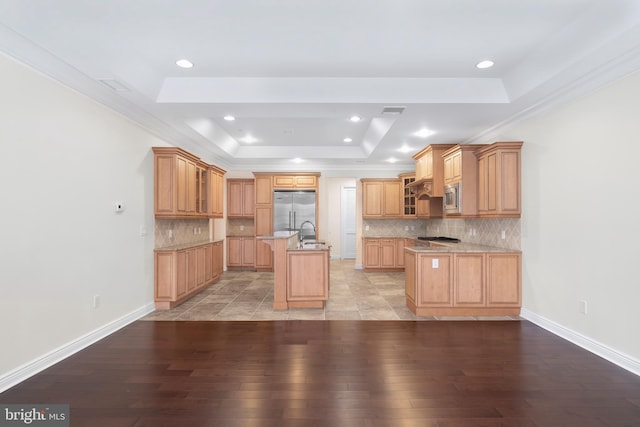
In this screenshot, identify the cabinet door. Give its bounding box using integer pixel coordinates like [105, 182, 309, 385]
[195, 246, 207, 287]
[227, 237, 242, 266]
[243, 181, 255, 216]
[383, 181, 402, 216]
[227, 180, 244, 217]
[453, 254, 485, 307]
[242, 237, 255, 266]
[186, 250, 196, 292]
[176, 250, 188, 298]
[205, 244, 213, 282]
[487, 253, 521, 306]
[176, 156, 188, 214]
[444, 151, 461, 184]
[417, 254, 452, 307]
[363, 239, 380, 268]
[404, 251, 416, 304]
[273, 175, 295, 188]
[154, 154, 175, 215]
[287, 252, 328, 300]
[213, 241, 223, 277]
[254, 176, 273, 205]
[295, 176, 317, 188]
[362, 182, 383, 217]
[380, 239, 396, 268]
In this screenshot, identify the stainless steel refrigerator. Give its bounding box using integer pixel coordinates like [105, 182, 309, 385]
[273, 190, 316, 239]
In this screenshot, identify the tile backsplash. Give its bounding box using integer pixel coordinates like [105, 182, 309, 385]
[155, 218, 210, 248]
[227, 218, 255, 236]
[363, 217, 520, 250]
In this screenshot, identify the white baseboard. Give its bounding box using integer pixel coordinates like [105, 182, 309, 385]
[520, 308, 640, 377]
[0, 302, 155, 393]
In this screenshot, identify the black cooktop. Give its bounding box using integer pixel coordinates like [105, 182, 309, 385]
[416, 236, 461, 243]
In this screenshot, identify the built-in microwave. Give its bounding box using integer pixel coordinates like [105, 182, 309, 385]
[443, 182, 461, 214]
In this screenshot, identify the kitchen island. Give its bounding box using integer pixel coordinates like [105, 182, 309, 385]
[257, 232, 331, 309]
[404, 241, 521, 316]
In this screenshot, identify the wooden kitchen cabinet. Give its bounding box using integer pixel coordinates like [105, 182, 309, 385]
[154, 241, 224, 310]
[208, 166, 225, 218]
[153, 147, 226, 218]
[253, 174, 274, 271]
[442, 144, 485, 217]
[363, 237, 405, 271]
[405, 249, 521, 316]
[287, 250, 329, 305]
[361, 179, 402, 218]
[227, 236, 255, 270]
[453, 253, 485, 307]
[400, 173, 416, 216]
[227, 179, 255, 218]
[412, 144, 454, 196]
[486, 253, 522, 307]
[273, 175, 318, 189]
[476, 142, 523, 218]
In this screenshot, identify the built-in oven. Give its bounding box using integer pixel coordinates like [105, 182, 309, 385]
[443, 182, 461, 214]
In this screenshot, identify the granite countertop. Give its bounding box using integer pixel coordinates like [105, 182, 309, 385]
[405, 240, 520, 254]
[155, 239, 223, 251]
[288, 241, 332, 252]
[256, 231, 299, 240]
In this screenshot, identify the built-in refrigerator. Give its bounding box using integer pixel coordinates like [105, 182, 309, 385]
[273, 190, 316, 239]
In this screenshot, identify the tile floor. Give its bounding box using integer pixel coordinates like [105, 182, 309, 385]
[141, 259, 521, 321]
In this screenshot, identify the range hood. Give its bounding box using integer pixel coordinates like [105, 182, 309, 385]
[406, 178, 434, 200]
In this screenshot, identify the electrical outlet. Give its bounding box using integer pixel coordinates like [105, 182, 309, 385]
[501, 230, 506, 239]
[93, 295, 100, 309]
[404, 226, 409, 231]
[365, 225, 370, 231]
[432, 259, 439, 268]
[411, 226, 415, 231]
[168, 229, 173, 238]
[139, 225, 147, 237]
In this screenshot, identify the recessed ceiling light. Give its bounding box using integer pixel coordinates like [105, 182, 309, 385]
[240, 135, 258, 144]
[223, 115, 235, 121]
[292, 158, 304, 163]
[397, 144, 414, 153]
[476, 60, 494, 69]
[343, 137, 353, 143]
[176, 59, 193, 69]
[349, 115, 362, 122]
[414, 128, 435, 138]
[386, 157, 398, 163]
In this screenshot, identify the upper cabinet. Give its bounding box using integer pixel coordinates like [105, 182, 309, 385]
[361, 179, 403, 218]
[411, 144, 454, 198]
[227, 179, 255, 218]
[442, 145, 485, 217]
[476, 142, 523, 218]
[153, 147, 226, 219]
[273, 174, 318, 189]
[208, 166, 225, 218]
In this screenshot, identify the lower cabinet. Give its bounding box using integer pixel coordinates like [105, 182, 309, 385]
[405, 251, 521, 316]
[227, 236, 255, 270]
[287, 250, 329, 307]
[363, 237, 408, 271]
[154, 241, 224, 310]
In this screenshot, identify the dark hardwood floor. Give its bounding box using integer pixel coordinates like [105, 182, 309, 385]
[2, 320, 639, 426]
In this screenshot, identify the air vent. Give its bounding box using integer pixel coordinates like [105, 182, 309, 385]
[381, 106, 405, 116]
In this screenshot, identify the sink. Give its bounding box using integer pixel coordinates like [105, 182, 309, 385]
[303, 240, 325, 246]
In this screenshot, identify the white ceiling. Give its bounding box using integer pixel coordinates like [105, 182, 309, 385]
[2, 0, 640, 173]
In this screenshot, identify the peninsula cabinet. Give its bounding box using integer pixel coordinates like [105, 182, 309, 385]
[227, 236, 255, 270]
[153, 147, 226, 219]
[227, 179, 255, 218]
[361, 179, 402, 218]
[154, 241, 224, 310]
[405, 250, 521, 316]
[476, 142, 523, 218]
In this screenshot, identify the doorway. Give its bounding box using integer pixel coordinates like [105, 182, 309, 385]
[341, 186, 356, 259]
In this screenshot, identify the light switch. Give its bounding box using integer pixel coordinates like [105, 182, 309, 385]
[432, 259, 439, 268]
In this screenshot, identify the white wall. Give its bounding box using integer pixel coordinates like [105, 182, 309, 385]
[498, 69, 640, 361]
[0, 53, 162, 378]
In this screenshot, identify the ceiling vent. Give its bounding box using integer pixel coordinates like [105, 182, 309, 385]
[381, 106, 405, 116]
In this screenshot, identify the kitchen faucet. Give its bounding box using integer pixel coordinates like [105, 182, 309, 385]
[298, 220, 316, 242]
